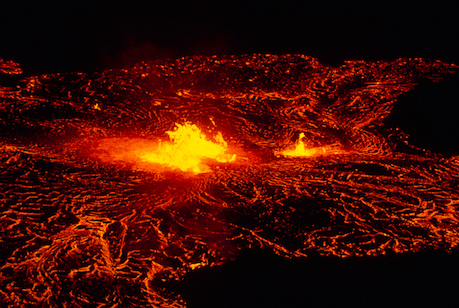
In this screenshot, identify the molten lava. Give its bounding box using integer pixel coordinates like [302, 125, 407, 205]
[1, 55, 459, 307]
[139, 122, 236, 173]
[280, 132, 343, 157]
[95, 122, 236, 174]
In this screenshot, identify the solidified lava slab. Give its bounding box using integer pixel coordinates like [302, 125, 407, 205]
[1, 54, 459, 307]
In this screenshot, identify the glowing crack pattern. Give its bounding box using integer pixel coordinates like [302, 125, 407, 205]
[1, 55, 459, 307]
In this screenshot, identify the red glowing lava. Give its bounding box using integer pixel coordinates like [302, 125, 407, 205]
[1, 55, 458, 307]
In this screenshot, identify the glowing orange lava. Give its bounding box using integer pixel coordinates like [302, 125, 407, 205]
[96, 122, 236, 173]
[280, 133, 343, 157]
[2, 55, 459, 308]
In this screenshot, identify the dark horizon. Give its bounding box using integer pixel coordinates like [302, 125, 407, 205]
[1, 1, 459, 74]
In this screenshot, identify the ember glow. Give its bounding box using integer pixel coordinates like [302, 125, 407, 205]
[1, 55, 459, 307]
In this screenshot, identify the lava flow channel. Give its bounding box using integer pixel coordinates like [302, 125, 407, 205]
[1, 55, 459, 307]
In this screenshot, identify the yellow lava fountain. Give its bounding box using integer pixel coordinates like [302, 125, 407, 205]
[95, 122, 236, 174]
[139, 122, 236, 173]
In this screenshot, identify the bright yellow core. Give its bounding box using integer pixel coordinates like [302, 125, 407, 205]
[139, 122, 236, 173]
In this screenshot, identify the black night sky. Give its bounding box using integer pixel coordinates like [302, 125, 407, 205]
[1, 1, 459, 307]
[1, 1, 458, 73]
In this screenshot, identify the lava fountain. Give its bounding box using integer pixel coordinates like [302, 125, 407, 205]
[1, 55, 458, 307]
[96, 122, 236, 174]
